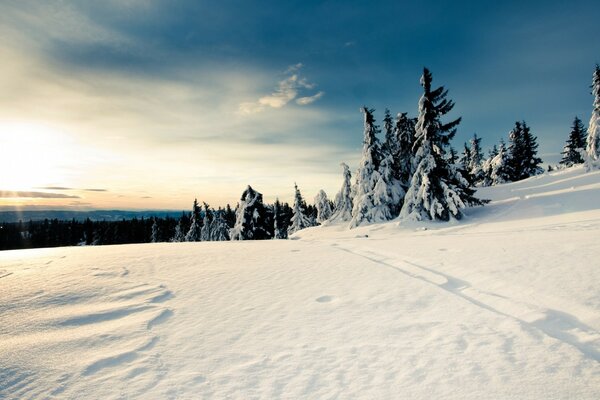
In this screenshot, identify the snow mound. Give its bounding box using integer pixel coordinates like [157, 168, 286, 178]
[1, 167, 600, 399]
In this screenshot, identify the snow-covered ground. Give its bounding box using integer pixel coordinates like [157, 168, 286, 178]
[1, 166, 600, 399]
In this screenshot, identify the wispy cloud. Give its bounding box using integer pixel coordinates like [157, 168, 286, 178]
[0, 191, 80, 199]
[36, 186, 108, 192]
[239, 64, 324, 115]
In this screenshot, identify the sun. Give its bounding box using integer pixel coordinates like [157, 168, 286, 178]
[0, 121, 70, 190]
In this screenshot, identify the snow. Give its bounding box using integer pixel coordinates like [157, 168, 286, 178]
[1, 166, 600, 399]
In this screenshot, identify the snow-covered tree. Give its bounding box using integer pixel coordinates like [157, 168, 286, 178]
[200, 203, 212, 241]
[459, 142, 471, 174]
[230, 186, 271, 240]
[150, 217, 160, 243]
[508, 121, 543, 181]
[172, 218, 186, 242]
[288, 183, 311, 235]
[350, 107, 382, 228]
[382, 108, 396, 158]
[210, 210, 230, 241]
[447, 146, 459, 165]
[314, 190, 332, 224]
[185, 199, 202, 242]
[394, 112, 416, 191]
[371, 155, 404, 220]
[560, 116, 586, 167]
[488, 141, 511, 185]
[329, 163, 353, 222]
[400, 68, 482, 221]
[586, 64, 600, 167]
[468, 133, 484, 184]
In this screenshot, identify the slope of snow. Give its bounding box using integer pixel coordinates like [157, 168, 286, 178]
[1, 166, 600, 399]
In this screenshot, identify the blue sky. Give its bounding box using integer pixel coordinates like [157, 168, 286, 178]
[0, 0, 599, 209]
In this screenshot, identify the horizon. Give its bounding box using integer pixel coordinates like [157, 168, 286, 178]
[1, 0, 599, 211]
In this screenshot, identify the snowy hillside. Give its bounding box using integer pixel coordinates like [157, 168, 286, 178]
[1, 166, 600, 399]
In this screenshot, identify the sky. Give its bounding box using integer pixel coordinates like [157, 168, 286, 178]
[0, 0, 599, 211]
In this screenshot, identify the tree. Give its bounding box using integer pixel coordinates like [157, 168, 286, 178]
[230, 186, 271, 240]
[350, 107, 382, 228]
[185, 199, 202, 242]
[560, 116, 586, 167]
[508, 121, 543, 180]
[273, 199, 287, 239]
[488, 140, 511, 185]
[400, 68, 482, 221]
[459, 142, 471, 174]
[314, 190, 333, 224]
[200, 203, 212, 241]
[172, 217, 186, 242]
[371, 154, 404, 220]
[210, 209, 230, 241]
[288, 183, 311, 235]
[329, 163, 353, 223]
[382, 108, 396, 159]
[150, 217, 160, 243]
[586, 64, 600, 166]
[468, 133, 484, 184]
[394, 112, 416, 191]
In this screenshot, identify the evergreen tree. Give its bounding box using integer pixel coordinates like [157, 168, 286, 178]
[400, 68, 482, 221]
[560, 116, 586, 167]
[371, 155, 404, 220]
[350, 107, 383, 228]
[394, 112, 416, 191]
[329, 163, 353, 222]
[151, 217, 160, 243]
[447, 146, 459, 165]
[210, 209, 230, 241]
[586, 64, 600, 166]
[489, 140, 511, 185]
[468, 133, 484, 184]
[200, 202, 212, 241]
[314, 190, 333, 224]
[459, 142, 471, 173]
[288, 183, 311, 235]
[273, 199, 287, 239]
[230, 186, 271, 240]
[508, 121, 543, 180]
[172, 218, 186, 242]
[382, 108, 396, 158]
[185, 199, 202, 242]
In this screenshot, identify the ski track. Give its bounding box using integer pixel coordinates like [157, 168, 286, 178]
[333, 244, 600, 363]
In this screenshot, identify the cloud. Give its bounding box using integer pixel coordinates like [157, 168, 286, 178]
[239, 64, 324, 115]
[0, 191, 80, 199]
[296, 91, 325, 105]
[36, 186, 108, 192]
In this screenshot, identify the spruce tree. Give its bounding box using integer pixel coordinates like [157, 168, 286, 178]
[489, 140, 511, 185]
[200, 203, 212, 241]
[329, 163, 353, 222]
[394, 112, 416, 192]
[560, 116, 586, 167]
[382, 108, 396, 159]
[210, 209, 230, 241]
[185, 199, 202, 242]
[400, 68, 482, 221]
[507, 121, 543, 181]
[172, 218, 186, 242]
[468, 133, 484, 184]
[273, 199, 287, 239]
[371, 154, 404, 220]
[150, 217, 160, 243]
[288, 183, 311, 235]
[350, 107, 383, 228]
[314, 190, 333, 224]
[230, 186, 271, 240]
[586, 64, 600, 166]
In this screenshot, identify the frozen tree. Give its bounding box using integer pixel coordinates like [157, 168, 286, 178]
[288, 183, 311, 236]
[200, 203, 212, 241]
[459, 142, 471, 174]
[489, 141, 511, 185]
[468, 133, 484, 184]
[508, 121, 543, 180]
[185, 199, 202, 242]
[273, 199, 287, 239]
[230, 186, 271, 240]
[394, 112, 416, 191]
[560, 116, 586, 167]
[371, 155, 404, 220]
[382, 108, 396, 158]
[586, 64, 600, 167]
[447, 146, 459, 165]
[350, 107, 382, 228]
[314, 190, 332, 224]
[210, 210, 230, 241]
[329, 163, 353, 222]
[172, 218, 186, 242]
[150, 218, 160, 243]
[400, 68, 482, 221]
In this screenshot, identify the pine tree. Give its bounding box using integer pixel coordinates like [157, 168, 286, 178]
[371, 155, 404, 220]
[382, 108, 396, 158]
[288, 183, 311, 235]
[459, 142, 471, 173]
[273, 199, 287, 239]
[150, 217, 160, 243]
[172, 217, 186, 242]
[508, 121, 543, 180]
[200, 203, 212, 241]
[185, 199, 202, 242]
[400, 68, 482, 221]
[314, 190, 333, 224]
[210, 209, 230, 241]
[586, 64, 600, 166]
[489, 140, 511, 185]
[329, 163, 353, 222]
[447, 146, 459, 165]
[560, 116, 586, 167]
[350, 107, 383, 228]
[468, 133, 484, 184]
[230, 186, 271, 240]
[394, 112, 416, 191]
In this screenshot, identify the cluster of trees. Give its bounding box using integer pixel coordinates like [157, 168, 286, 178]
[3, 66, 600, 250]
